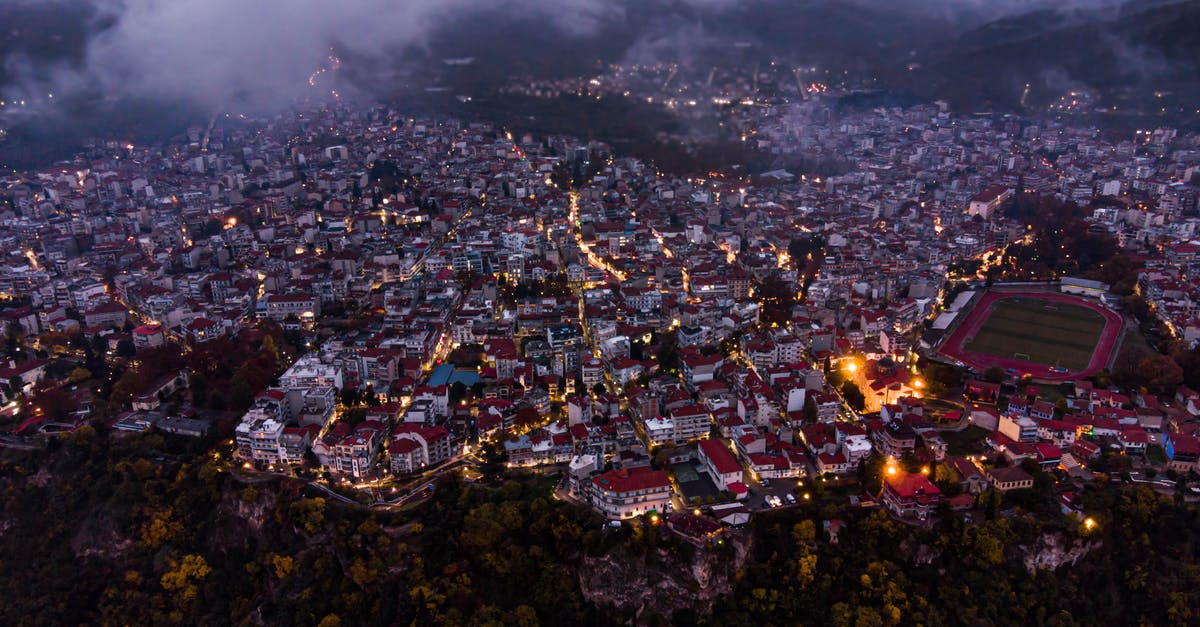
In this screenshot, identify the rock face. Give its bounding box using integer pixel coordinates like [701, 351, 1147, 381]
[579, 533, 750, 622]
[1021, 532, 1099, 573]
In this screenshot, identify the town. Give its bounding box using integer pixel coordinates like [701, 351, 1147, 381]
[3, 87, 1200, 539]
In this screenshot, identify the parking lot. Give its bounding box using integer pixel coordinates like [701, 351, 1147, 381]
[745, 475, 806, 511]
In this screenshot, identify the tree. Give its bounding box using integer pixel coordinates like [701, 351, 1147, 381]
[592, 382, 607, 397]
[513, 406, 540, 431]
[478, 441, 507, 482]
[108, 370, 145, 407]
[983, 366, 1005, 384]
[859, 454, 885, 494]
[115, 338, 136, 358]
[448, 381, 468, 403]
[757, 275, 796, 326]
[970, 525, 1007, 566]
[140, 507, 183, 549]
[340, 386, 361, 408]
[68, 367, 92, 384]
[160, 554, 212, 601]
[787, 234, 826, 269]
[190, 373, 209, 407]
[1138, 354, 1182, 395]
[271, 554, 294, 580]
[840, 381, 866, 412]
[4, 376, 22, 400]
[802, 394, 818, 423]
[230, 378, 256, 411]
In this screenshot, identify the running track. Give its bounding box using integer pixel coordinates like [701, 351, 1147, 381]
[938, 290, 1123, 383]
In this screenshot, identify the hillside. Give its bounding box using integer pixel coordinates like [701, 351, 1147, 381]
[1, 428, 1198, 625]
[910, 0, 1200, 113]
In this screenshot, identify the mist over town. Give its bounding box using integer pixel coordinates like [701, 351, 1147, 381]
[0, 1, 1199, 625]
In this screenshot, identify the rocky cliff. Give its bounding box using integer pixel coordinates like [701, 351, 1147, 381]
[579, 532, 750, 622]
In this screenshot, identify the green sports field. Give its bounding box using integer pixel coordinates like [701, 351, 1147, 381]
[964, 297, 1106, 371]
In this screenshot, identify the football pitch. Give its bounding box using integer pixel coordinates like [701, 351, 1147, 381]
[963, 297, 1106, 371]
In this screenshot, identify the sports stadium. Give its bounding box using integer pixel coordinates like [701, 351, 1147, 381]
[937, 289, 1122, 382]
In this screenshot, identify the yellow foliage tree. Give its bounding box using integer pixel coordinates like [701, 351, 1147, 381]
[796, 553, 818, 589]
[140, 508, 183, 549]
[160, 554, 212, 601]
[271, 554, 294, 580]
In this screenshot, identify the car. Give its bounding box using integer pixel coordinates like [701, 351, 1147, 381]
[760, 478, 771, 487]
[785, 493, 797, 504]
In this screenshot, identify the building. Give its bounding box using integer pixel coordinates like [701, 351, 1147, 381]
[966, 185, 1012, 219]
[1061, 277, 1109, 298]
[1164, 432, 1200, 472]
[588, 467, 672, 520]
[998, 414, 1038, 443]
[278, 353, 344, 389]
[258, 293, 320, 323]
[698, 439, 743, 489]
[880, 421, 918, 457]
[331, 431, 381, 479]
[986, 466, 1035, 492]
[669, 403, 713, 442]
[881, 471, 941, 520]
[235, 416, 286, 464]
[132, 323, 166, 351]
[945, 457, 989, 494]
[389, 424, 456, 474]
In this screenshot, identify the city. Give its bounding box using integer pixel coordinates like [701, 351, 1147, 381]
[1, 1, 1199, 625]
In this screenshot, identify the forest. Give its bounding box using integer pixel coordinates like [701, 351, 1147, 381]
[1, 426, 1198, 626]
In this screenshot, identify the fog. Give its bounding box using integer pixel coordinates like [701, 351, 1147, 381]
[0, 0, 1152, 116]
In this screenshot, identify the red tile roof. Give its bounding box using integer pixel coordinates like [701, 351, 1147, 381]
[884, 472, 941, 499]
[591, 467, 670, 494]
[699, 439, 742, 474]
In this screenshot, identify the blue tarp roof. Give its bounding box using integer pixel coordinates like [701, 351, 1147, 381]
[428, 364, 481, 388]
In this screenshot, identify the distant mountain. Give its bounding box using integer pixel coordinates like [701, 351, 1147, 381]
[1, 0, 1197, 169]
[907, 0, 1200, 113]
